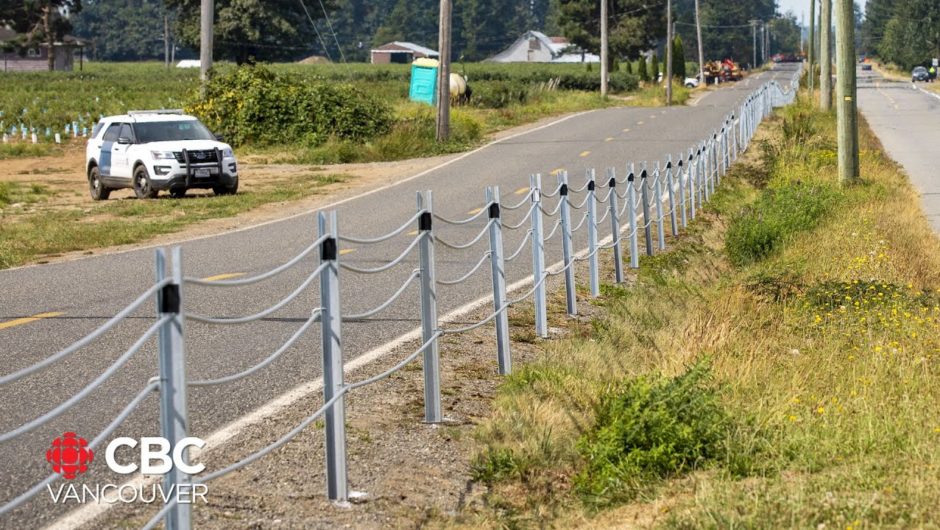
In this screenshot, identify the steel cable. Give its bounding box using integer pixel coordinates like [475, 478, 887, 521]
[337, 211, 423, 245]
[186, 236, 327, 287]
[341, 235, 423, 273]
[437, 252, 492, 285]
[432, 203, 492, 225]
[501, 190, 534, 210]
[0, 279, 169, 386]
[343, 270, 420, 320]
[503, 203, 536, 230]
[189, 310, 322, 387]
[435, 220, 494, 250]
[503, 231, 533, 263]
[186, 263, 328, 324]
[0, 380, 159, 516]
[0, 316, 168, 443]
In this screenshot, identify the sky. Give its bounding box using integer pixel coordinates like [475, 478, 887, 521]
[775, 0, 867, 22]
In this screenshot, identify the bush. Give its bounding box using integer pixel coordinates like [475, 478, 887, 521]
[575, 363, 728, 506]
[189, 64, 392, 147]
[725, 181, 841, 266]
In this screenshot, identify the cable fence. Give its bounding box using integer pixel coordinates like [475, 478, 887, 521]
[0, 68, 801, 529]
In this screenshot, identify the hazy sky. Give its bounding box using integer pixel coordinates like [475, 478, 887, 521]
[775, 0, 868, 22]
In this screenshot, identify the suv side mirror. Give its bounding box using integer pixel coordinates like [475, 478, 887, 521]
[214, 133, 225, 142]
[117, 137, 132, 145]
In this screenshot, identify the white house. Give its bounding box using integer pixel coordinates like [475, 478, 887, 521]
[487, 31, 599, 63]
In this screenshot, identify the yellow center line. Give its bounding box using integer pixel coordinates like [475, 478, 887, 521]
[407, 230, 419, 236]
[0, 312, 63, 331]
[514, 187, 529, 195]
[650, 115, 657, 119]
[339, 249, 356, 255]
[467, 207, 484, 215]
[579, 150, 591, 158]
[622, 128, 630, 133]
[200, 272, 245, 282]
[549, 168, 565, 175]
[605, 137, 614, 142]
[637, 121, 644, 125]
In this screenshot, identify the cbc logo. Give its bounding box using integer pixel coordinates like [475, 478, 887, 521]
[45, 433, 205, 479]
[106, 437, 205, 475]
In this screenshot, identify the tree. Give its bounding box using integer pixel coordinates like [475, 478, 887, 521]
[555, 0, 666, 61]
[767, 13, 801, 56]
[0, 0, 83, 70]
[166, 0, 337, 63]
[71, 0, 167, 60]
[651, 51, 660, 80]
[872, 0, 940, 68]
[637, 56, 649, 81]
[673, 34, 686, 77]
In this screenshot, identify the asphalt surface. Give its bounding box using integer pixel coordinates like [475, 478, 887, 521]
[0, 64, 798, 528]
[857, 68, 940, 232]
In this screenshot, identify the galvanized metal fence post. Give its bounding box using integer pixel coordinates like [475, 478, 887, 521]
[586, 169, 600, 297]
[606, 167, 624, 283]
[318, 211, 348, 502]
[529, 174, 548, 338]
[416, 192, 441, 424]
[677, 158, 687, 228]
[558, 171, 577, 315]
[654, 162, 666, 251]
[486, 187, 511, 374]
[640, 168, 653, 256]
[156, 246, 191, 530]
[731, 114, 738, 162]
[703, 142, 712, 203]
[627, 171, 640, 268]
[666, 159, 678, 237]
[689, 150, 697, 220]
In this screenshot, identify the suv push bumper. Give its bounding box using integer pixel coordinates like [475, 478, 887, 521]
[151, 148, 238, 190]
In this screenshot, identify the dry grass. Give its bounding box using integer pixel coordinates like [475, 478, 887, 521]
[446, 94, 940, 529]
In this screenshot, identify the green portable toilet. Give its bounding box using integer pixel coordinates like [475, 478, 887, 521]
[409, 58, 439, 105]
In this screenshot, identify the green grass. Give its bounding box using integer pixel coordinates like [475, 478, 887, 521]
[454, 94, 940, 529]
[0, 173, 344, 269]
[0, 143, 54, 160]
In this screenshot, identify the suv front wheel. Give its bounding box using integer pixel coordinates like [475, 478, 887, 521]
[213, 178, 238, 196]
[133, 165, 158, 199]
[88, 166, 111, 201]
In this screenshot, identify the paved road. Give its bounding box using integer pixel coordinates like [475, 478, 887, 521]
[0, 64, 797, 528]
[858, 69, 940, 231]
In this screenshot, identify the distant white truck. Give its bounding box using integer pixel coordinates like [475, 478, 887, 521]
[85, 110, 238, 200]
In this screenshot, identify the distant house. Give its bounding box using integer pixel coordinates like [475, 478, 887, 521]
[370, 41, 439, 64]
[0, 27, 87, 72]
[488, 31, 599, 63]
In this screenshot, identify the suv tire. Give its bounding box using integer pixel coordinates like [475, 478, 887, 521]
[88, 166, 111, 201]
[169, 187, 187, 199]
[213, 179, 238, 196]
[133, 165, 158, 199]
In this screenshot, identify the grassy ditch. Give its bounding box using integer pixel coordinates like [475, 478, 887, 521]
[457, 94, 940, 528]
[0, 173, 345, 269]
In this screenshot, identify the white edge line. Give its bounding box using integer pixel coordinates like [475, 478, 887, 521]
[914, 85, 940, 102]
[6, 110, 596, 274]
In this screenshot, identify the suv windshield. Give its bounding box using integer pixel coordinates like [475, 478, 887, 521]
[134, 120, 215, 143]
[914, 67, 927, 73]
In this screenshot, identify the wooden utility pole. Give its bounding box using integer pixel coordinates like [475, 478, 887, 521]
[820, 0, 832, 109]
[199, 0, 213, 87]
[164, 13, 170, 69]
[835, 0, 858, 182]
[600, 0, 609, 97]
[808, 0, 815, 96]
[665, 0, 673, 105]
[436, 0, 452, 141]
[694, 0, 704, 86]
[751, 20, 758, 68]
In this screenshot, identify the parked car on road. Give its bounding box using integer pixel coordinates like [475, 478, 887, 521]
[912, 66, 930, 82]
[861, 63, 872, 71]
[684, 75, 700, 88]
[85, 110, 238, 200]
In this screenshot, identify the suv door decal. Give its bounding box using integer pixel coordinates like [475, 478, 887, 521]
[99, 141, 114, 176]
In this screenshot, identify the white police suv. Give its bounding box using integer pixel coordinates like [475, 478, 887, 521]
[85, 110, 238, 200]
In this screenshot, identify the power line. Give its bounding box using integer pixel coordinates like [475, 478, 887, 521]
[676, 20, 753, 29]
[316, 0, 347, 64]
[298, 0, 334, 62]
